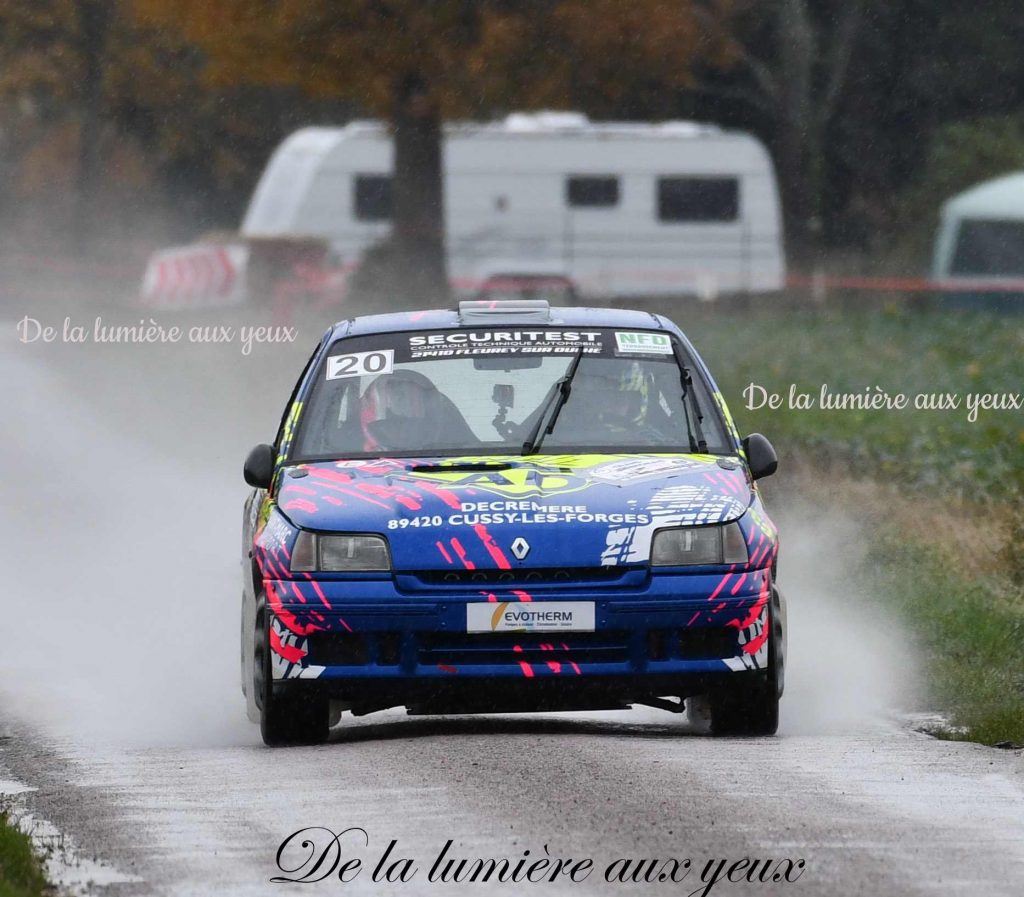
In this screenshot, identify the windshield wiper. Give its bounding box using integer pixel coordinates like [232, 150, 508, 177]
[671, 343, 708, 454]
[521, 348, 585, 455]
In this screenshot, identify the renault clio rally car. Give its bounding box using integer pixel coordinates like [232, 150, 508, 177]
[241, 300, 784, 745]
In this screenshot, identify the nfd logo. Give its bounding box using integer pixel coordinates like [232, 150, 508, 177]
[614, 331, 673, 354]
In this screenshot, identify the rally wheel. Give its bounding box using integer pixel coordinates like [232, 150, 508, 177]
[707, 593, 783, 736]
[254, 607, 330, 746]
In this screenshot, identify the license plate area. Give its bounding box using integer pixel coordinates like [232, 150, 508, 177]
[466, 601, 595, 633]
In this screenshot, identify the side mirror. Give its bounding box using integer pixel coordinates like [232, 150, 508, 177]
[244, 443, 276, 489]
[742, 433, 778, 481]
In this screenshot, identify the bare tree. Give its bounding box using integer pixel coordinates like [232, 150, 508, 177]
[75, 0, 113, 254]
[697, 0, 865, 251]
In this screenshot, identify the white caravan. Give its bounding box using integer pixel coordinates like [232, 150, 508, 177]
[242, 112, 785, 299]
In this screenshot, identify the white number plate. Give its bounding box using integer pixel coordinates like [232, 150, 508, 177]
[326, 349, 394, 380]
[467, 602, 595, 633]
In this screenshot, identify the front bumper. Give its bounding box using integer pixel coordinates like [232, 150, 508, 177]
[266, 566, 772, 703]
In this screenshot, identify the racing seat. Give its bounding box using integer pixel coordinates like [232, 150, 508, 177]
[360, 370, 479, 452]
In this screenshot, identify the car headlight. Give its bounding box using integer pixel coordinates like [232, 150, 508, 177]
[650, 522, 748, 566]
[290, 532, 391, 572]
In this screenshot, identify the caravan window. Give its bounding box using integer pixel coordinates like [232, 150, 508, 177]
[657, 177, 739, 222]
[951, 219, 1024, 276]
[566, 176, 619, 208]
[354, 174, 392, 221]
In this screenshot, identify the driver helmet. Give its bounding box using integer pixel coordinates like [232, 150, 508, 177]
[360, 370, 438, 449]
[573, 362, 648, 427]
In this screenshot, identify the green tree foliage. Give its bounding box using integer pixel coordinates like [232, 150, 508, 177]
[0, 1, 351, 248]
[891, 114, 1024, 260]
[812, 0, 1024, 248]
[683, 0, 1024, 253]
[918, 116, 1024, 210]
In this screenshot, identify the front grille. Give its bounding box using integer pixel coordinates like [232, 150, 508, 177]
[412, 567, 626, 587]
[678, 627, 738, 659]
[303, 626, 741, 670]
[419, 631, 631, 666]
[306, 632, 401, 667]
[306, 633, 370, 666]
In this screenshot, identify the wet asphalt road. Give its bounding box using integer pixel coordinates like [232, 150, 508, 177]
[1, 308, 1023, 896]
[4, 710, 1024, 897]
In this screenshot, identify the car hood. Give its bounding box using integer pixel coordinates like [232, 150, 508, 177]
[276, 454, 752, 570]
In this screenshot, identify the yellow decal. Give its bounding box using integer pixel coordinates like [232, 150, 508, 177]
[408, 453, 718, 500]
[491, 602, 509, 631]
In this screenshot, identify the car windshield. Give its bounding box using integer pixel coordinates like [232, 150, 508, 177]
[291, 327, 732, 459]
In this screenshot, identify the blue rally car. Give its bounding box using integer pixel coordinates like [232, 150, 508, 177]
[241, 300, 784, 745]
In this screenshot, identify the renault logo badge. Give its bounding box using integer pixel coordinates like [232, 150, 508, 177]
[510, 537, 530, 560]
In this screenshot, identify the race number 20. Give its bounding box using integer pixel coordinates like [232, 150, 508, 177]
[326, 350, 395, 380]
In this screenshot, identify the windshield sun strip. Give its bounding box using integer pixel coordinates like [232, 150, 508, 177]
[285, 328, 735, 463]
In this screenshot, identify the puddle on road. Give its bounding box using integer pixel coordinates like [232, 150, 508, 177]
[0, 775, 141, 895]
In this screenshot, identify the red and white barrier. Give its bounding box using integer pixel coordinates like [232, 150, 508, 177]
[140, 243, 249, 308]
[135, 238, 1024, 315]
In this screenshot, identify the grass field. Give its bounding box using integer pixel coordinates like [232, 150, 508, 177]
[686, 303, 1024, 503]
[0, 811, 48, 897]
[867, 525, 1024, 745]
[679, 302, 1024, 744]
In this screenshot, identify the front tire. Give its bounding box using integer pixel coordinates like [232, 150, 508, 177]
[255, 608, 330, 746]
[708, 672, 779, 736]
[707, 592, 784, 736]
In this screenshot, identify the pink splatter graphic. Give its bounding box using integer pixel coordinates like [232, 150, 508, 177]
[416, 480, 463, 510]
[707, 573, 731, 602]
[539, 643, 562, 674]
[473, 524, 511, 569]
[729, 588, 770, 632]
[270, 627, 306, 664]
[356, 481, 422, 511]
[450, 538, 476, 570]
[512, 644, 535, 678]
[308, 467, 354, 484]
[263, 580, 318, 637]
[306, 578, 336, 613]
